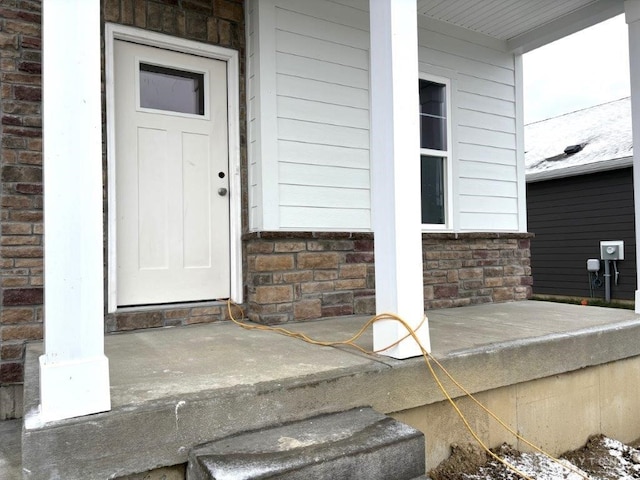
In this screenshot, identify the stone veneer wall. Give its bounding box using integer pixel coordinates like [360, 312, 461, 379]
[244, 232, 377, 324]
[245, 232, 533, 324]
[0, 0, 43, 415]
[422, 233, 533, 309]
[0, 0, 246, 415]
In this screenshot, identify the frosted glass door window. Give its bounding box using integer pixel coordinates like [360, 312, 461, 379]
[140, 63, 205, 115]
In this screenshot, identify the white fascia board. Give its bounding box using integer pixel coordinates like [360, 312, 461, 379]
[508, 0, 624, 54]
[525, 156, 633, 183]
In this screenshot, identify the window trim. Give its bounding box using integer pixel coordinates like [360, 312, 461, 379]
[419, 73, 453, 231]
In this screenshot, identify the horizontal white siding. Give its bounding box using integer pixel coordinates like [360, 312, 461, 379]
[280, 206, 370, 230]
[272, 0, 371, 230]
[277, 75, 369, 108]
[248, 0, 522, 232]
[457, 90, 515, 118]
[417, 14, 519, 231]
[457, 143, 515, 165]
[278, 141, 369, 169]
[277, 96, 369, 129]
[279, 163, 370, 189]
[459, 161, 517, 182]
[276, 53, 368, 89]
[458, 212, 519, 231]
[278, 119, 369, 149]
[459, 177, 518, 198]
[280, 184, 370, 209]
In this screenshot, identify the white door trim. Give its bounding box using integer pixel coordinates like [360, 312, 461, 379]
[105, 23, 243, 312]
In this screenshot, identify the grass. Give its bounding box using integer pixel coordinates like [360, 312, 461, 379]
[531, 294, 635, 310]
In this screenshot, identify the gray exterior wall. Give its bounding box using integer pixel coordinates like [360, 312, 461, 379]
[526, 167, 636, 300]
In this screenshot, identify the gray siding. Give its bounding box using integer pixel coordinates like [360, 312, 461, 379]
[526, 168, 636, 300]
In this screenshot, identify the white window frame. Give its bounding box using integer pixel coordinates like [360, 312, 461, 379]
[419, 73, 453, 231]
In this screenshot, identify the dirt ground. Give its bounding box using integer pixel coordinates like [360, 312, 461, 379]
[429, 435, 640, 479]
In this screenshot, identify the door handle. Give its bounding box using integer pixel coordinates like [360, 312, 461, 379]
[218, 188, 228, 196]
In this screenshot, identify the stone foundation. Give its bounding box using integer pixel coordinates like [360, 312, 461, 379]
[244, 232, 533, 324]
[104, 303, 232, 333]
[244, 232, 376, 324]
[392, 355, 640, 470]
[422, 233, 533, 310]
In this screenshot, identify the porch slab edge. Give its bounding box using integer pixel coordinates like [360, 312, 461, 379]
[21, 311, 640, 479]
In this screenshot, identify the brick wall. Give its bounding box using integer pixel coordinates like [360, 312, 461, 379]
[244, 232, 376, 324]
[103, 0, 245, 50]
[0, 0, 43, 398]
[423, 233, 533, 309]
[245, 232, 533, 324]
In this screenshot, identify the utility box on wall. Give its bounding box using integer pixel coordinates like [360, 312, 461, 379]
[600, 241, 624, 261]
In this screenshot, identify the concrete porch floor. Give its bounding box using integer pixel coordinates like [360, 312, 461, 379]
[8, 300, 640, 479]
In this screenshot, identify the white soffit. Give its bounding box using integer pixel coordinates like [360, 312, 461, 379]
[417, 0, 623, 51]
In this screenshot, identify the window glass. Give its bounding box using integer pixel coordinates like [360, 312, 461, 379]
[419, 80, 446, 150]
[420, 155, 445, 225]
[140, 63, 205, 115]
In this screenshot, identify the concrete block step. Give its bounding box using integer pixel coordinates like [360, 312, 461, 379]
[187, 407, 425, 480]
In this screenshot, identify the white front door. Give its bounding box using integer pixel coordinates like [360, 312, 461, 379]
[114, 40, 230, 306]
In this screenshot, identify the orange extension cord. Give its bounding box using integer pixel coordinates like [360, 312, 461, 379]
[226, 300, 590, 480]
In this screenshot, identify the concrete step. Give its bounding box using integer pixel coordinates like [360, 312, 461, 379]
[187, 408, 425, 480]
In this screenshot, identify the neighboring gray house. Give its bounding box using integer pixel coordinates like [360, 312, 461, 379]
[525, 97, 635, 300]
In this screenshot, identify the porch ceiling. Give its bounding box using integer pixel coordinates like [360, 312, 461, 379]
[417, 0, 624, 52]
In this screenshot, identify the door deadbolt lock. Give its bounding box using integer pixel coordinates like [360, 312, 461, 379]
[218, 188, 228, 196]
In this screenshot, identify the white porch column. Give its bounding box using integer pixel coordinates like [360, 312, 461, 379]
[39, 0, 111, 422]
[625, 1, 640, 314]
[369, 0, 431, 358]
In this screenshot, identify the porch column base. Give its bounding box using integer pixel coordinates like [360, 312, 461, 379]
[374, 316, 431, 359]
[38, 355, 110, 423]
[635, 291, 640, 314]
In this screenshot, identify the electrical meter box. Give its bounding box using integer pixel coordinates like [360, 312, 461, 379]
[600, 241, 624, 260]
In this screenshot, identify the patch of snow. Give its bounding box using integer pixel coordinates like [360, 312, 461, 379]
[464, 452, 588, 480]
[525, 98, 632, 178]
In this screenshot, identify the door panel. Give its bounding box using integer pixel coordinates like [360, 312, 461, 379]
[137, 127, 170, 270]
[182, 132, 212, 268]
[114, 40, 230, 306]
